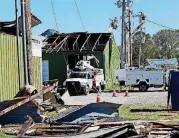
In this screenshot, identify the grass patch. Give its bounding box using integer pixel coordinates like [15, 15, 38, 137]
[0, 131, 11, 138]
[43, 111, 58, 117]
[119, 104, 179, 121]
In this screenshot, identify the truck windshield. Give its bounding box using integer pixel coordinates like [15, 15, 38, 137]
[70, 73, 87, 79]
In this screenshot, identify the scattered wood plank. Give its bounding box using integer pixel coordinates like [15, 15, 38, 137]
[150, 131, 170, 135]
[17, 116, 33, 138]
[0, 86, 54, 117]
[150, 122, 179, 131]
[152, 128, 173, 131]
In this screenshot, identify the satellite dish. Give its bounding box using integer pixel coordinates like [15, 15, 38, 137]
[116, 1, 122, 8]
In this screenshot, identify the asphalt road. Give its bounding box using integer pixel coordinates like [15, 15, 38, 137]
[62, 88, 168, 106]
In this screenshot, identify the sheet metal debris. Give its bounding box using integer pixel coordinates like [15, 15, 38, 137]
[0, 86, 55, 124]
[0, 86, 54, 117]
[55, 102, 122, 123]
[0, 85, 178, 138]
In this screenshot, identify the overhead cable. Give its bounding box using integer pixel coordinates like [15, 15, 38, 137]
[146, 19, 175, 30]
[51, 0, 59, 31]
[74, 0, 86, 31]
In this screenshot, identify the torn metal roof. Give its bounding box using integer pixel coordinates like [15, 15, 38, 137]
[42, 32, 112, 54]
[53, 102, 122, 123]
[0, 13, 41, 35]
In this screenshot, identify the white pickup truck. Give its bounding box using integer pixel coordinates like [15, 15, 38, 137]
[115, 68, 164, 92]
[63, 60, 106, 96]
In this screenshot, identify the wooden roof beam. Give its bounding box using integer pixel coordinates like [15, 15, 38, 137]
[48, 35, 69, 53]
[92, 34, 102, 51]
[80, 34, 91, 52]
[56, 35, 70, 53]
[72, 35, 80, 50]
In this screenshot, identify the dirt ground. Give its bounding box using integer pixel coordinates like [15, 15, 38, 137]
[62, 88, 168, 107]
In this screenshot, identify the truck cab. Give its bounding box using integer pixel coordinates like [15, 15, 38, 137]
[63, 60, 106, 96]
[63, 71, 92, 96]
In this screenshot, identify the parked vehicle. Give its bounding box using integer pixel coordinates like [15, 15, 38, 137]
[63, 60, 106, 96]
[164, 69, 178, 91]
[115, 68, 164, 92]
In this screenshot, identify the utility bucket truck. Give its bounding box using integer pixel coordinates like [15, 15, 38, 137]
[63, 60, 106, 96]
[115, 68, 164, 92]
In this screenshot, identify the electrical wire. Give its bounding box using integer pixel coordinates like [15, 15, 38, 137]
[51, 0, 59, 31]
[73, 0, 86, 31]
[50, 0, 69, 66]
[146, 19, 175, 30]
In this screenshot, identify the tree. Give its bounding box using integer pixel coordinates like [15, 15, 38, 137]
[132, 31, 158, 66]
[153, 29, 179, 59]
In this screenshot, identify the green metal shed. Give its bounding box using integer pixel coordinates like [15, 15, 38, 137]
[0, 33, 42, 101]
[42, 32, 120, 89]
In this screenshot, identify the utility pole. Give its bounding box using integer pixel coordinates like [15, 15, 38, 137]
[15, 0, 21, 89]
[21, 0, 29, 85]
[129, 10, 133, 67]
[127, 0, 133, 67]
[138, 12, 145, 67]
[25, 0, 33, 85]
[121, 0, 126, 69]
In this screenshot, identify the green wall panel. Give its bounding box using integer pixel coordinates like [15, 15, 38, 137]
[32, 57, 42, 91]
[104, 36, 120, 89]
[0, 33, 41, 101]
[43, 53, 66, 84]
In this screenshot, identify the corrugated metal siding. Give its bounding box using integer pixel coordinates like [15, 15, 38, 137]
[0, 33, 24, 101]
[0, 33, 41, 101]
[104, 36, 120, 88]
[32, 57, 42, 91]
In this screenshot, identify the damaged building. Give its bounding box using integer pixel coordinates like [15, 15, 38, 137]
[0, 14, 43, 101]
[42, 32, 120, 88]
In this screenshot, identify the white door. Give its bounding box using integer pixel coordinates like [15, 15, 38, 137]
[42, 60, 49, 81]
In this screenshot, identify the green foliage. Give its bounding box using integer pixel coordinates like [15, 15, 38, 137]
[153, 29, 179, 59]
[0, 132, 11, 138]
[132, 29, 179, 66]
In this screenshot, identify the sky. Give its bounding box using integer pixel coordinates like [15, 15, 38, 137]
[0, 0, 179, 45]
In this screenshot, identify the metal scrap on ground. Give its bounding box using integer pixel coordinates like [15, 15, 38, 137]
[0, 83, 178, 137]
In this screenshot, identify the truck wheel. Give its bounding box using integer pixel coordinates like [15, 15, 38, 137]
[164, 84, 167, 91]
[139, 84, 148, 92]
[84, 86, 89, 95]
[101, 84, 106, 90]
[97, 85, 101, 94]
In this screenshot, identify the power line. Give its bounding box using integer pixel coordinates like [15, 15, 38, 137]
[73, 0, 86, 31]
[146, 19, 175, 30]
[50, 0, 59, 31]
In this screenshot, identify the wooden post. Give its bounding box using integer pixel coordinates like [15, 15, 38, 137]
[25, 0, 33, 85]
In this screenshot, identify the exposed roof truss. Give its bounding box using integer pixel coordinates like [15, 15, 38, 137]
[43, 32, 111, 54]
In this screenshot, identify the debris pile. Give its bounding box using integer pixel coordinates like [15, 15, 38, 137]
[0, 81, 179, 137]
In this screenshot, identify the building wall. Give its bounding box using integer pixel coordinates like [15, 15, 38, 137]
[32, 57, 42, 91]
[104, 36, 120, 89]
[0, 33, 42, 101]
[42, 53, 66, 85]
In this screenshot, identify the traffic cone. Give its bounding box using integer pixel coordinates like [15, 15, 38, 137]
[124, 90, 129, 97]
[117, 89, 121, 93]
[112, 90, 117, 97]
[96, 95, 101, 102]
